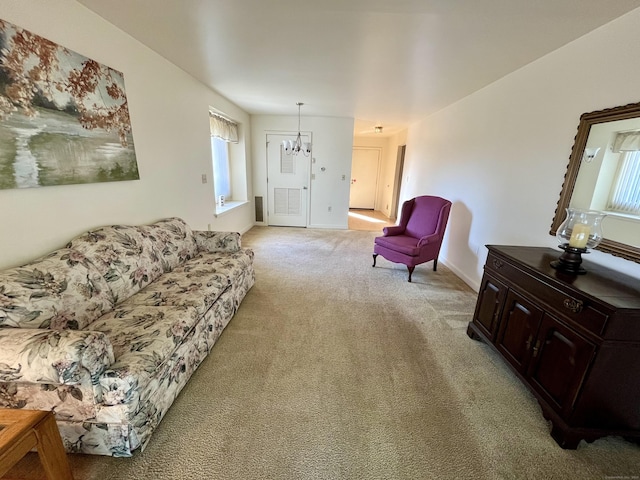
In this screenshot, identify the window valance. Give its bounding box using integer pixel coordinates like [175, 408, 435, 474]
[209, 113, 239, 143]
[612, 130, 640, 152]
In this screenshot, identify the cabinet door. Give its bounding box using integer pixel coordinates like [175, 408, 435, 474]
[496, 290, 543, 373]
[473, 274, 507, 341]
[527, 314, 596, 415]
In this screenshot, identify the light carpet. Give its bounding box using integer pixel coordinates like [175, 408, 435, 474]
[5, 226, 640, 479]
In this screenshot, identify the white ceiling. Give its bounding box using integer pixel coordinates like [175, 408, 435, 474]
[77, 0, 640, 136]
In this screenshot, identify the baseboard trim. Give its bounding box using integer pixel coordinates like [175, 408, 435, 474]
[439, 256, 480, 293]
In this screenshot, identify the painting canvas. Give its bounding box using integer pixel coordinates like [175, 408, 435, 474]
[0, 19, 138, 190]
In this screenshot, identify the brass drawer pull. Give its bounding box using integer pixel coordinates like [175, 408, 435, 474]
[563, 298, 583, 313]
[492, 259, 504, 269]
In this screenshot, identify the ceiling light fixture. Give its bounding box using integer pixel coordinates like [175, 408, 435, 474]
[374, 125, 383, 133]
[282, 102, 311, 156]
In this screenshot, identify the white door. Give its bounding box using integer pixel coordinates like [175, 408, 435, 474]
[349, 147, 380, 209]
[266, 133, 310, 227]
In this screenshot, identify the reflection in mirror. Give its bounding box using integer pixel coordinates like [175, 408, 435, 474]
[551, 102, 640, 263]
[572, 118, 640, 247]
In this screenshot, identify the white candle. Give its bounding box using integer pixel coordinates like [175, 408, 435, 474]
[569, 223, 591, 248]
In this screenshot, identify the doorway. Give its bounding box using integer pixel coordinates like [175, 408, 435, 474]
[266, 133, 311, 227]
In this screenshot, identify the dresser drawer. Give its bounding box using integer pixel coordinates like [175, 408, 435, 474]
[486, 252, 609, 337]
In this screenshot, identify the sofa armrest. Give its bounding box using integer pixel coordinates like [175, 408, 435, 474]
[382, 225, 404, 236]
[193, 231, 242, 253]
[417, 233, 440, 247]
[0, 328, 114, 385]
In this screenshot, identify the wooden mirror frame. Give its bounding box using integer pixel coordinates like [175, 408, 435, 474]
[550, 101, 640, 263]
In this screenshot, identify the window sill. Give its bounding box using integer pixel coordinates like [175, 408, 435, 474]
[604, 210, 640, 223]
[214, 200, 248, 218]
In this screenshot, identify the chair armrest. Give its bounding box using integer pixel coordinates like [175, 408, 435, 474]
[417, 233, 440, 247]
[193, 231, 241, 253]
[382, 225, 404, 236]
[0, 328, 114, 385]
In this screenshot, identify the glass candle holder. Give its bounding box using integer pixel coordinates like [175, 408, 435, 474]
[550, 208, 606, 274]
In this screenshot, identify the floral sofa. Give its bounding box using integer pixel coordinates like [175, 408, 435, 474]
[0, 217, 254, 456]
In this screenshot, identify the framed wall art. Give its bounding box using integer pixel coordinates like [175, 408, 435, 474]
[0, 18, 139, 190]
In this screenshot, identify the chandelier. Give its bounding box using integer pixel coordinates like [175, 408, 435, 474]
[282, 102, 312, 156]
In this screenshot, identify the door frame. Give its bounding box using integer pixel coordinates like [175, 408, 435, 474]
[390, 145, 406, 221]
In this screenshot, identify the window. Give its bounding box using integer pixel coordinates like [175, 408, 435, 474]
[608, 150, 640, 215]
[211, 136, 231, 199]
[209, 112, 239, 204]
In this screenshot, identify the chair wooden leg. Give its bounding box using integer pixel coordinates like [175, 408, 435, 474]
[407, 266, 414, 282]
[433, 258, 438, 271]
[372, 254, 378, 267]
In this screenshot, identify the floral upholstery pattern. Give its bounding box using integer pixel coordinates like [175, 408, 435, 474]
[0, 377, 100, 421]
[194, 231, 242, 253]
[140, 217, 199, 271]
[0, 248, 114, 329]
[91, 305, 201, 406]
[0, 328, 114, 385]
[121, 263, 230, 316]
[66, 225, 165, 304]
[0, 217, 254, 456]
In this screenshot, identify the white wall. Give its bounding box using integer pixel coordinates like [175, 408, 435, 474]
[0, 0, 253, 270]
[403, 7, 640, 290]
[251, 115, 354, 229]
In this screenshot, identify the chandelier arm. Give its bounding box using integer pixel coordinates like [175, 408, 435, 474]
[284, 102, 310, 156]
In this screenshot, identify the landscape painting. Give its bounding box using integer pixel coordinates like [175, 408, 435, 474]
[0, 19, 138, 190]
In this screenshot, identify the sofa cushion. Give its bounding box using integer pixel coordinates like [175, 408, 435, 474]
[66, 225, 164, 304]
[120, 261, 231, 316]
[90, 305, 200, 405]
[139, 217, 198, 272]
[194, 231, 241, 253]
[191, 250, 254, 283]
[0, 248, 114, 329]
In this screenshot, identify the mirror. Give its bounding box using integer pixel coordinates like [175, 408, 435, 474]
[551, 101, 640, 263]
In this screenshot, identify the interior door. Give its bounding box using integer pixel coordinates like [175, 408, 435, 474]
[349, 147, 380, 209]
[266, 134, 310, 227]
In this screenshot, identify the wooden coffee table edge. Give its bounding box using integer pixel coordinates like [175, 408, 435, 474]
[0, 409, 73, 480]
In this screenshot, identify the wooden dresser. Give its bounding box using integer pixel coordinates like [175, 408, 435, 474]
[467, 245, 640, 448]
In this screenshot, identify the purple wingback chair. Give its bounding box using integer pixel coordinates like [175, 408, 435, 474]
[372, 195, 452, 282]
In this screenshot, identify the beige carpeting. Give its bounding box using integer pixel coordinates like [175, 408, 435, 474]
[5, 227, 640, 479]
